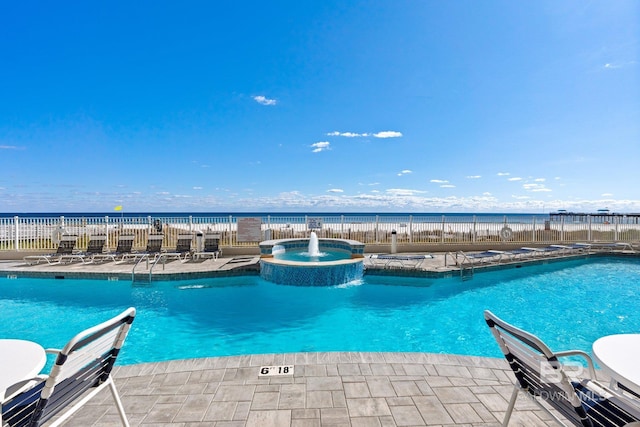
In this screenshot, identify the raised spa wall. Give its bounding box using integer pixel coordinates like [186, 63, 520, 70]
[258, 238, 365, 258]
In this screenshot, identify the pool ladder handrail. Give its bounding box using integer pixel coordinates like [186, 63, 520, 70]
[131, 251, 170, 283]
[444, 251, 475, 281]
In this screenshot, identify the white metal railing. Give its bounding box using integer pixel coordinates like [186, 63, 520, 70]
[1, 214, 639, 252]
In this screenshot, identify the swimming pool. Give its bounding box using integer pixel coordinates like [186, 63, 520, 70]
[1, 256, 638, 366]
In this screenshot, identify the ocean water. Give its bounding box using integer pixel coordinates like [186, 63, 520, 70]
[1, 256, 639, 366]
[0, 212, 549, 223]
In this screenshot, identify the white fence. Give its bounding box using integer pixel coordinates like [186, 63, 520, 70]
[1, 214, 639, 252]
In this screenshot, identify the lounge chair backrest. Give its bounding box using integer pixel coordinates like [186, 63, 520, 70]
[85, 235, 107, 254]
[175, 234, 193, 253]
[146, 234, 164, 253]
[203, 234, 220, 252]
[115, 235, 135, 253]
[484, 310, 582, 410]
[1, 307, 136, 427]
[484, 310, 640, 427]
[56, 235, 78, 255]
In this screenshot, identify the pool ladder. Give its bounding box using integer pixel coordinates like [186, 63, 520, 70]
[444, 252, 474, 281]
[131, 254, 169, 284]
[460, 265, 474, 281]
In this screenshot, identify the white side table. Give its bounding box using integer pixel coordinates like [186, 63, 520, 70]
[0, 339, 47, 402]
[592, 334, 640, 397]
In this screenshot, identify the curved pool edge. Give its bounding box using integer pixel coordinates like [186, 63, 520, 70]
[112, 350, 508, 377]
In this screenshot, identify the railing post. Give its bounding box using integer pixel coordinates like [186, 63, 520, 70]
[266, 215, 271, 239]
[375, 215, 379, 243]
[105, 216, 109, 248]
[409, 215, 413, 243]
[229, 215, 233, 247]
[560, 215, 564, 242]
[341, 215, 345, 239]
[14, 215, 19, 251]
[588, 215, 592, 241]
[472, 215, 476, 243]
[615, 215, 619, 241]
[532, 216, 536, 243]
[441, 215, 445, 244]
[189, 215, 193, 233]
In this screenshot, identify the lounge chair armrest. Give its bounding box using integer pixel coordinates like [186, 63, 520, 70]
[45, 348, 62, 355]
[3, 375, 48, 402]
[554, 350, 597, 378]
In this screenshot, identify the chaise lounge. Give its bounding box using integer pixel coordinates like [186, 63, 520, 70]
[157, 233, 194, 263]
[91, 234, 135, 263]
[193, 233, 222, 260]
[23, 235, 79, 265]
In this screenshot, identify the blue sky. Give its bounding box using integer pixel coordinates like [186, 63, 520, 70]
[1, 1, 638, 213]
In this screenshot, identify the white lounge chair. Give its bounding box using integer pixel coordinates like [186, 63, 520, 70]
[91, 234, 135, 263]
[366, 254, 433, 269]
[119, 234, 164, 264]
[66, 234, 107, 264]
[456, 250, 504, 265]
[157, 233, 194, 262]
[484, 310, 640, 426]
[23, 235, 79, 265]
[193, 233, 222, 260]
[1, 307, 136, 427]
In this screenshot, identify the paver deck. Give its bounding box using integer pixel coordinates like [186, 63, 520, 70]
[60, 351, 580, 426]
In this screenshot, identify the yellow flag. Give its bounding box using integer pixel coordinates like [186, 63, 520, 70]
[114, 205, 123, 211]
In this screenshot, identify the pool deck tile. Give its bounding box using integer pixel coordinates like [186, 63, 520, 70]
[45, 351, 608, 426]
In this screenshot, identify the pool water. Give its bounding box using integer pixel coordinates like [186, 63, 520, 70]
[274, 249, 350, 262]
[1, 257, 639, 366]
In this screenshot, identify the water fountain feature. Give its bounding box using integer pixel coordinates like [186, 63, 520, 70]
[307, 231, 321, 257]
[259, 232, 365, 286]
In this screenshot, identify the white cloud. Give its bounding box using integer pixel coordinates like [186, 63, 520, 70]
[508, 177, 522, 181]
[327, 130, 402, 138]
[327, 188, 344, 193]
[440, 184, 456, 188]
[311, 141, 331, 153]
[397, 170, 412, 176]
[534, 178, 546, 182]
[193, 186, 203, 190]
[523, 183, 551, 192]
[0, 145, 20, 150]
[512, 195, 531, 200]
[430, 179, 448, 183]
[253, 95, 277, 106]
[466, 175, 481, 179]
[327, 131, 369, 137]
[385, 188, 425, 196]
[601, 193, 613, 197]
[373, 131, 403, 138]
[497, 172, 510, 176]
[603, 61, 636, 70]
[483, 192, 492, 196]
